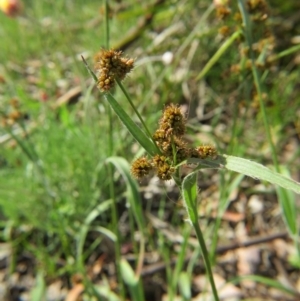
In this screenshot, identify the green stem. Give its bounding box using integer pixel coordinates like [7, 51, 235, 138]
[183, 173, 219, 301]
[169, 225, 191, 301]
[192, 219, 220, 301]
[268, 44, 300, 63]
[104, 0, 110, 49]
[108, 163, 125, 298]
[238, 0, 279, 170]
[196, 30, 242, 81]
[104, 1, 125, 298]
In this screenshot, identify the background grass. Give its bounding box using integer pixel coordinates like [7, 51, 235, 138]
[0, 0, 299, 300]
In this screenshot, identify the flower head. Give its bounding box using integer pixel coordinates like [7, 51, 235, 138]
[94, 49, 134, 92]
[192, 145, 218, 159]
[159, 104, 186, 137]
[131, 157, 152, 179]
[152, 155, 175, 181]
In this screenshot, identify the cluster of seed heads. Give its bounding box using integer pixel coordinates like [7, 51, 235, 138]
[94, 49, 134, 92]
[131, 104, 217, 181]
[93, 50, 217, 181]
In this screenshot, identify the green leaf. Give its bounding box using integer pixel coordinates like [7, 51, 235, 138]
[275, 167, 298, 236]
[182, 172, 198, 223]
[105, 93, 157, 156]
[120, 259, 139, 286]
[222, 155, 300, 194]
[30, 271, 45, 301]
[187, 155, 300, 194]
[179, 272, 192, 300]
[76, 200, 113, 267]
[94, 285, 121, 301]
[231, 275, 298, 297]
[106, 156, 145, 231]
[120, 259, 145, 301]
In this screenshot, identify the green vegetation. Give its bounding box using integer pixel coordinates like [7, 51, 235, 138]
[0, 0, 300, 300]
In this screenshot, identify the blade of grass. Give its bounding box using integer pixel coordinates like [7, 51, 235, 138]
[196, 30, 242, 81]
[106, 156, 145, 277]
[116, 79, 157, 144]
[230, 275, 300, 298]
[76, 200, 113, 269]
[275, 166, 300, 259]
[30, 271, 45, 301]
[169, 225, 191, 301]
[178, 272, 192, 301]
[238, 0, 280, 170]
[188, 155, 300, 194]
[276, 171, 297, 235]
[120, 259, 145, 301]
[105, 93, 158, 156]
[222, 155, 300, 194]
[106, 157, 145, 230]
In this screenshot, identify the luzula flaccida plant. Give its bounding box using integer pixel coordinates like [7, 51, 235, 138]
[93, 48, 218, 182]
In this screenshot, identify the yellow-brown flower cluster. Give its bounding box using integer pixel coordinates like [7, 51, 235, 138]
[158, 104, 186, 137]
[131, 104, 218, 181]
[192, 145, 218, 159]
[152, 155, 175, 181]
[94, 49, 134, 92]
[131, 157, 152, 179]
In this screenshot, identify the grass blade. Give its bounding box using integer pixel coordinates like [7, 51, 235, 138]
[231, 275, 299, 298]
[120, 259, 145, 301]
[223, 155, 300, 194]
[30, 271, 45, 301]
[105, 156, 145, 230]
[105, 93, 157, 156]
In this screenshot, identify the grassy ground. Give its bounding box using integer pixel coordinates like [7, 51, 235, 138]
[0, 0, 300, 300]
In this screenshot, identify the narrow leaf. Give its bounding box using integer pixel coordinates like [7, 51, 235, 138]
[120, 259, 145, 301]
[30, 271, 45, 301]
[106, 156, 145, 231]
[179, 272, 191, 300]
[182, 172, 198, 223]
[275, 167, 298, 235]
[105, 93, 157, 156]
[223, 155, 300, 194]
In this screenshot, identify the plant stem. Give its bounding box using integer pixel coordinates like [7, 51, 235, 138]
[183, 173, 219, 301]
[196, 30, 242, 81]
[104, 1, 125, 298]
[238, 0, 279, 170]
[192, 219, 220, 301]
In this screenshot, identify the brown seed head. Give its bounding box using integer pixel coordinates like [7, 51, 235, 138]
[153, 129, 166, 144]
[193, 145, 218, 159]
[215, 5, 231, 20]
[152, 155, 175, 181]
[160, 104, 186, 137]
[94, 49, 134, 92]
[218, 25, 231, 37]
[131, 157, 152, 179]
